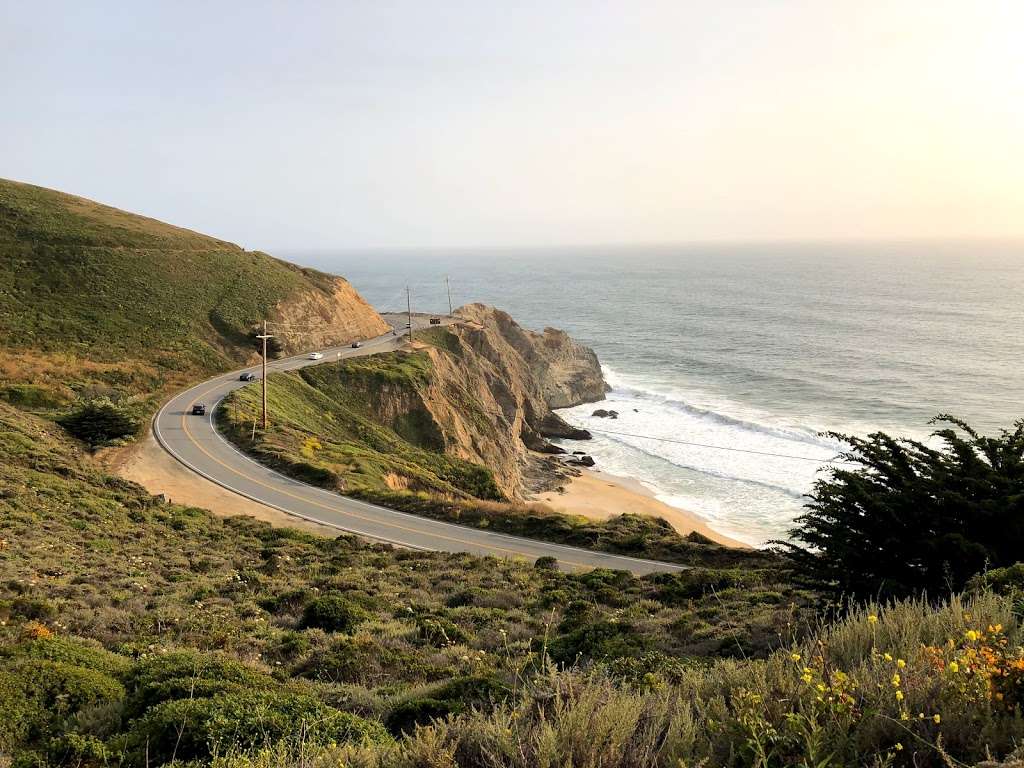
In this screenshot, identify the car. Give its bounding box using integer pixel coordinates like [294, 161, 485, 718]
[308, 351, 324, 360]
[351, 341, 362, 348]
[239, 372, 257, 382]
[429, 317, 441, 325]
[191, 403, 206, 416]
[404, 322, 412, 329]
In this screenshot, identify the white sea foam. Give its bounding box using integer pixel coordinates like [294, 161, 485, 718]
[557, 365, 846, 545]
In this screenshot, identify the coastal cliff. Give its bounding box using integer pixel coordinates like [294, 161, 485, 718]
[267, 275, 389, 355]
[222, 306, 607, 501]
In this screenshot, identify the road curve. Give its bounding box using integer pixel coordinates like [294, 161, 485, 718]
[153, 315, 684, 575]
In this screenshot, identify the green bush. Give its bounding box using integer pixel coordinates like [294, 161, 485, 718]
[2, 636, 131, 678]
[126, 690, 390, 765]
[416, 615, 468, 647]
[57, 398, 141, 447]
[122, 650, 275, 720]
[301, 594, 366, 633]
[968, 562, 1024, 595]
[548, 620, 653, 665]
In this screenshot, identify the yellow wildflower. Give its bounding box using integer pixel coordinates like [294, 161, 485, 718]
[883, 652, 893, 662]
[791, 652, 801, 662]
[895, 690, 904, 701]
[933, 714, 941, 724]
[868, 614, 878, 624]
[895, 743, 904, 751]
[897, 658, 906, 668]
[801, 673, 813, 684]
[965, 630, 980, 642]
[949, 661, 960, 673]
[891, 673, 901, 686]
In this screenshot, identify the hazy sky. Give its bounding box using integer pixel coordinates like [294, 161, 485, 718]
[2, 1, 1022, 249]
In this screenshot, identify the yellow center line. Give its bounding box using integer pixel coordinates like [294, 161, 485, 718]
[178, 382, 591, 568]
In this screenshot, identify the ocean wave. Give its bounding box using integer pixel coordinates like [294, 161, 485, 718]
[582, 429, 815, 499]
[600, 364, 841, 451]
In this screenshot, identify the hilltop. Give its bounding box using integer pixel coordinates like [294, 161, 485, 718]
[0, 178, 387, 416]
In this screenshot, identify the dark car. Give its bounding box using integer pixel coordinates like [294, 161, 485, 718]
[191, 403, 207, 416]
[239, 372, 257, 382]
[429, 317, 441, 325]
[351, 341, 362, 348]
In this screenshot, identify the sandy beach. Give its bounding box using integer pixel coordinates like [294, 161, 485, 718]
[534, 468, 747, 548]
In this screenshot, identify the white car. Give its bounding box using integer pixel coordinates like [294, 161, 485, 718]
[308, 351, 324, 360]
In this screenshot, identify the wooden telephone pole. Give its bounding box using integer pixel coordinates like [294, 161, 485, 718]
[446, 275, 452, 316]
[406, 286, 414, 343]
[256, 320, 274, 430]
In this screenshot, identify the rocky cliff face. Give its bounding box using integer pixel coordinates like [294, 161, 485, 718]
[269, 277, 390, 354]
[345, 306, 607, 499]
[454, 304, 607, 408]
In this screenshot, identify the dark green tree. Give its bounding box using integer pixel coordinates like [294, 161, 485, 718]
[779, 416, 1024, 600]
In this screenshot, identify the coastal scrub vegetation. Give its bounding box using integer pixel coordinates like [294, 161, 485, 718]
[0, 400, 811, 766]
[4, 348, 1024, 767]
[783, 416, 1024, 600]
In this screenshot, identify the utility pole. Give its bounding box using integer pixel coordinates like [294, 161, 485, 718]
[256, 320, 274, 430]
[406, 286, 414, 343]
[445, 275, 452, 316]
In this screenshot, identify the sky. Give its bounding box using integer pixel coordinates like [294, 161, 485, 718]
[2, 1, 1023, 249]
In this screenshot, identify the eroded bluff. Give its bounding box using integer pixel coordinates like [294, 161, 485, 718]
[346, 305, 607, 499]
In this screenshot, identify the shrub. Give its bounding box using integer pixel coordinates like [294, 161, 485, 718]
[126, 690, 390, 765]
[416, 615, 468, 647]
[122, 650, 275, 720]
[534, 556, 559, 570]
[548, 619, 652, 665]
[301, 594, 367, 633]
[1, 635, 130, 678]
[57, 398, 141, 447]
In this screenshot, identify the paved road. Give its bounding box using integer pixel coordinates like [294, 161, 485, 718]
[153, 314, 683, 575]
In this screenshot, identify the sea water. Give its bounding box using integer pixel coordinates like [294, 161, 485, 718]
[289, 242, 1024, 545]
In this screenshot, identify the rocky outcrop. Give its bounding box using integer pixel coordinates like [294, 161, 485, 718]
[341, 305, 607, 499]
[270, 277, 390, 354]
[455, 304, 607, 408]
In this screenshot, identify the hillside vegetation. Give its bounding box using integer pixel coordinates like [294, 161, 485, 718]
[0, 178, 385, 426]
[0, 401, 811, 766]
[3, 398, 1024, 766]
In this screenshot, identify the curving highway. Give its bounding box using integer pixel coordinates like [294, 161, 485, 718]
[153, 315, 683, 575]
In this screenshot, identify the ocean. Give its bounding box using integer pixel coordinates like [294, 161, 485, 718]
[288, 242, 1024, 546]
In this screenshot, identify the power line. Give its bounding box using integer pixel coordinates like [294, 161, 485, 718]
[583, 426, 854, 465]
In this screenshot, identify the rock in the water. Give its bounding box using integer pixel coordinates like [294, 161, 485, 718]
[592, 408, 619, 418]
[566, 455, 596, 467]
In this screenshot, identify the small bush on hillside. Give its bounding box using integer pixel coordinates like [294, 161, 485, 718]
[126, 690, 389, 765]
[300, 594, 366, 633]
[57, 398, 141, 447]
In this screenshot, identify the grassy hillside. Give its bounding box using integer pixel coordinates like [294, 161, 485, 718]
[0, 401, 811, 766]
[0, 178, 366, 422]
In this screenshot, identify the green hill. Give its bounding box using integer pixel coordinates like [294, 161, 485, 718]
[0, 178, 385, 418]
